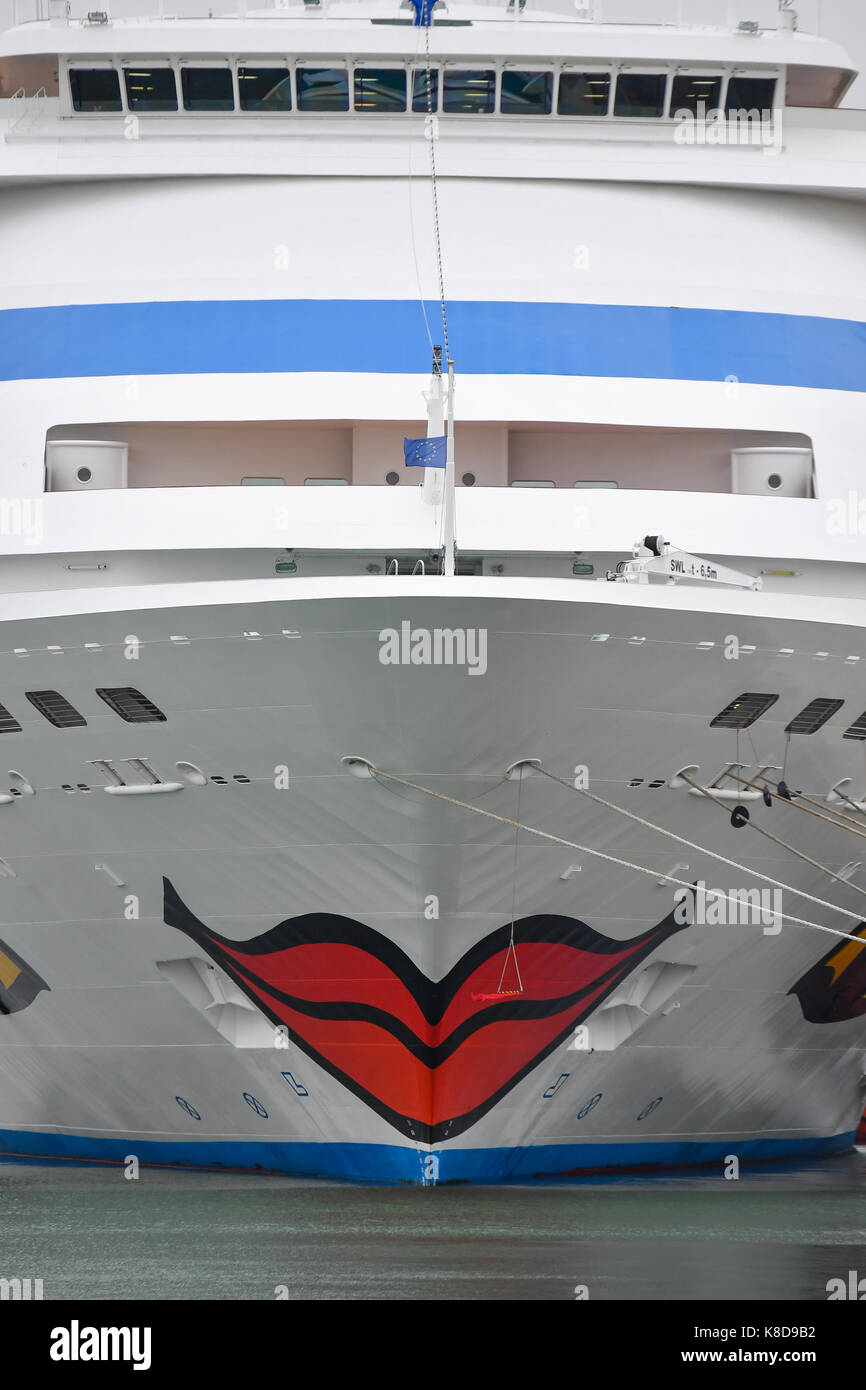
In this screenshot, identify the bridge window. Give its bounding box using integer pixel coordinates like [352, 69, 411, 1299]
[181, 67, 234, 112]
[297, 67, 349, 111]
[238, 66, 292, 111]
[500, 70, 552, 115]
[354, 68, 407, 112]
[69, 68, 122, 112]
[124, 67, 178, 112]
[614, 72, 667, 118]
[412, 67, 439, 111]
[726, 76, 776, 113]
[558, 72, 611, 116]
[670, 73, 722, 115]
[443, 69, 495, 113]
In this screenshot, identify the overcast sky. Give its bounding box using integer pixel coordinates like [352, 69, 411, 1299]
[2, 0, 865, 104]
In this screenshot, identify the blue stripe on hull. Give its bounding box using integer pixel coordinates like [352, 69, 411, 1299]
[1, 299, 865, 391]
[0, 1128, 855, 1184]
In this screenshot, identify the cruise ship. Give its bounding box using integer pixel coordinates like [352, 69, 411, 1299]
[0, 0, 865, 1184]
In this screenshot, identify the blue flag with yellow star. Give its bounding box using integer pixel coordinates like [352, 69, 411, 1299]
[404, 435, 447, 469]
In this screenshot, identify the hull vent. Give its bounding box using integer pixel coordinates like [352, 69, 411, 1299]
[710, 692, 779, 730]
[785, 698, 844, 735]
[0, 704, 21, 733]
[25, 690, 86, 728]
[96, 687, 167, 724]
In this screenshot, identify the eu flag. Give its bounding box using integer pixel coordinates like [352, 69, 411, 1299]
[408, 0, 435, 24]
[404, 436, 447, 469]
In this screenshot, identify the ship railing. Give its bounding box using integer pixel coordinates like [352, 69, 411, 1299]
[6, 86, 48, 136]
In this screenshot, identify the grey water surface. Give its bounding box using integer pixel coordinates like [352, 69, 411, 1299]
[2, 1151, 865, 1300]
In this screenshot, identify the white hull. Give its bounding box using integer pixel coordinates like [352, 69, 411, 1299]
[0, 582, 863, 1182]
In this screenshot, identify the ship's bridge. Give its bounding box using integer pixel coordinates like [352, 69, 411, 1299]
[0, 0, 857, 115]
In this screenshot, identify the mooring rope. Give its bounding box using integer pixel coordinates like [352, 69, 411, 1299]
[531, 767, 866, 926]
[498, 772, 525, 994]
[727, 770, 866, 842]
[370, 767, 864, 945]
[676, 771, 866, 908]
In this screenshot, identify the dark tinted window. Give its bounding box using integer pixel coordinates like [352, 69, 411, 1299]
[614, 73, 667, 118]
[670, 74, 722, 115]
[354, 68, 407, 112]
[725, 76, 776, 113]
[123, 67, 178, 112]
[500, 70, 552, 115]
[443, 70, 495, 114]
[238, 66, 291, 111]
[181, 68, 234, 112]
[412, 67, 438, 112]
[70, 68, 122, 113]
[558, 72, 611, 115]
[297, 68, 349, 111]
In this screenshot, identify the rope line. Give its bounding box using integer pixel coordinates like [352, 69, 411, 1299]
[678, 772, 866, 909]
[830, 782, 866, 820]
[406, 14, 435, 354]
[498, 772, 524, 993]
[764, 773, 866, 831]
[423, 11, 450, 362]
[727, 771, 866, 842]
[533, 767, 865, 926]
[371, 768, 864, 946]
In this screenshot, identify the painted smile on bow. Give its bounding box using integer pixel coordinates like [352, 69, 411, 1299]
[163, 878, 687, 1144]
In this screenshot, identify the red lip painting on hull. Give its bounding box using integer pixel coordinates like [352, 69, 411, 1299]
[163, 878, 688, 1143]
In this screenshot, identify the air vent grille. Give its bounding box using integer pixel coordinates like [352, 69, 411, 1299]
[785, 698, 844, 735]
[0, 703, 21, 733]
[96, 687, 166, 724]
[843, 711, 866, 742]
[25, 690, 86, 728]
[710, 693, 779, 730]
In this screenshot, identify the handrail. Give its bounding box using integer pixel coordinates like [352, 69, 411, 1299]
[6, 86, 48, 137]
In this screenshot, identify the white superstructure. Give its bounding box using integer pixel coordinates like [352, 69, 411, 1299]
[0, 0, 864, 1182]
